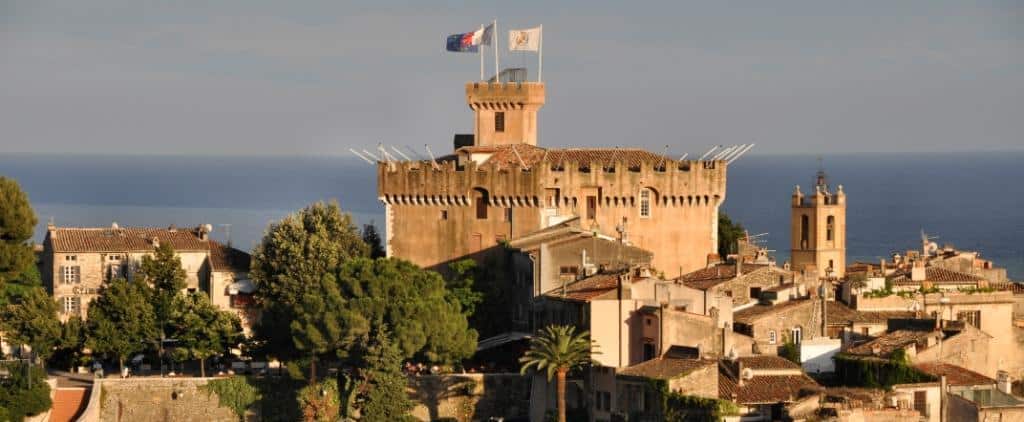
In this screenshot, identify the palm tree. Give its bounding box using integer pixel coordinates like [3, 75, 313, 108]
[519, 325, 599, 422]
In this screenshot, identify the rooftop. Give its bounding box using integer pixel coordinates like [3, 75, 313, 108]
[914, 362, 994, 386]
[453, 144, 681, 170]
[737, 355, 803, 370]
[826, 302, 915, 326]
[543, 271, 625, 302]
[617, 357, 715, 380]
[844, 329, 940, 358]
[889, 267, 984, 285]
[677, 263, 771, 291]
[733, 299, 814, 325]
[48, 225, 213, 252]
[719, 358, 820, 405]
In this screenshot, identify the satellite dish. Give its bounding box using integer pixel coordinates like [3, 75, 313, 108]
[741, 368, 754, 380]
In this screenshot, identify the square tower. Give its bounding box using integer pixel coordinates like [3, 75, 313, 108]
[465, 82, 545, 146]
[790, 170, 846, 278]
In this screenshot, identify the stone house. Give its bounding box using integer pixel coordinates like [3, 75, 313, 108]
[840, 320, 992, 378]
[613, 352, 719, 420]
[40, 222, 256, 332]
[718, 355, 822, 421]
[677, 261, 797, 308]
[732, 298, 822, 354]
[825, 301, 915, 343]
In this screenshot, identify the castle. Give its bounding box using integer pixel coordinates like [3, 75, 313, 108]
[377, 81, 728, 276]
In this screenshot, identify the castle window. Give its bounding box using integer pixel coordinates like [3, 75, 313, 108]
[504, 208, 513, 222]
[639, 189, 652, 218]
[826, 215, 835, 241]
[62, 265, 80, 284]
[800, 215, 809, 249]
[586, 196, 597, 220]
[474, 188, 489, 220]
[494, 112, 505, 132]
[62, 296, 81, 314]
[440, 210, 448, 220]
[769, 330, 777, 344]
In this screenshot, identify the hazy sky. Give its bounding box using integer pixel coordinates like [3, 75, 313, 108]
[1, 1, 1021, 156]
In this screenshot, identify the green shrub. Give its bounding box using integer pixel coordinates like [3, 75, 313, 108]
[0, 363, 51, 420]
[833, 354, 935, 388]
[200, 376, 260, 421]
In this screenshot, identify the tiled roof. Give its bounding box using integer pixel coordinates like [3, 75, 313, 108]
[49, 226, 211, 252]
[462, 145, 675, 170]
[677, 263, 769, 291]
[208, 241, 251, 273]
[617, 358, 715, 380]
[826, 302, 915, 326]
[889, 267, 984, 285]
[543, 272, 623, 302]
[719, 372, 819, 404]
[914, 362, 994, 386]
[733, 299, 814, 324]
[737, 355, 802, 370]
[845, 329, 939, 358]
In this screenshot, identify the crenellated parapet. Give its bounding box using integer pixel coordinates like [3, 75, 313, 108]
[377, 157, 727, 208]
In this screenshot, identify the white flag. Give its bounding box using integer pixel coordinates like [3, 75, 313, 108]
[475, 23, 495, 46]
[508, 26, 541, 51]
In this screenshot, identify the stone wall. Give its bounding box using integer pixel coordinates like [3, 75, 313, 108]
[407, 373, 530, 422]
[97, 378, 237, 422]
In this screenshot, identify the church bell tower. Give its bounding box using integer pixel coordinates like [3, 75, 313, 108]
[790, 167, 847, 278]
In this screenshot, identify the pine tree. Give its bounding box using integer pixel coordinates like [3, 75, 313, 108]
[718, 212, 746, 259]
[359, 333, 412, 421]
[169, 293, 243, 377]
[0, 177, 37, 290]
[250, 201, 369, 361]
[362, 221, 386, 259]
[0, 287, 61, 366]
[86, 279, 158, 372]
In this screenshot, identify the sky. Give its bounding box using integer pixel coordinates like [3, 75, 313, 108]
[1, 1, 1021, 156]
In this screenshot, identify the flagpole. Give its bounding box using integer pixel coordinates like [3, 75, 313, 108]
[479, 24, 485, 81]
[494, 20, 500, 83]
[538, 24, 543, 83]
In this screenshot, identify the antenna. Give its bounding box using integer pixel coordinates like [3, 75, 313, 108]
[219, 223, 232, 247]
[349, 148, 374, 164]
[424, 144, 440, 170]
[699, 145, 721, 161]
[390, 145, 412, 161]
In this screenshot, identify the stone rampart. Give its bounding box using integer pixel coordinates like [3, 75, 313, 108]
[96, 377, 237, 422]
[408, 373, 530, 422]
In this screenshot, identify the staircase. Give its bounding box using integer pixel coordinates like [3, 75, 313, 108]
[50, 387, 89, 422]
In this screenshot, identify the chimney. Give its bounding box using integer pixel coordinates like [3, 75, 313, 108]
[736, 360, 745, 387]
[911, 261, 926, 282]
[152, 236, 160, 248]
[736, 257, 743, 277]
[111, 221, 119, 230]
[47, 218, 56, 236]
[997, 371, 1012, 394]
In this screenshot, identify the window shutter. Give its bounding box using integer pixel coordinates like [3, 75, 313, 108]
[74, 266, 81, 283]
[59, 266, 65, 284]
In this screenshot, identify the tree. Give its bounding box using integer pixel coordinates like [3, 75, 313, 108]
[445, 259, 484, 318]
[718, 212, 745, 259]
[362, 221, 386, 259]
[0, 287, 61, 366]
[335, 258, 477, 364]
[520, 325, 598, 422]
[139, 242, 188, 374]
[289, 272, 368, 384]
[53, 316, 86, 371]
[359, 333, 413, 421]
[86, 279, 158, 372]
[0, 362, 51, 420]
[170, 293, 244, 377]
[250, 201, 369, 360]
[298, 378, 340, 422]
[0, 177, 37, 290]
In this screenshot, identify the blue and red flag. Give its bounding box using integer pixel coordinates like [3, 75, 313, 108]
[447, 31, 479, 52]
[446, 25, 492, 53]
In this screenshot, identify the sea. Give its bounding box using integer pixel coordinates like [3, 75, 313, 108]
[2, 152, 1021, 280]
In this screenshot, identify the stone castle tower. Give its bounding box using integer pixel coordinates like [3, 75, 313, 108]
[377, 81, 728, 276]
[790, 168, 846, 278]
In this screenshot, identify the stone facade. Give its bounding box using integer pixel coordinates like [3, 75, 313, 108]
[407, 373, 531, 422]
[378, 81, 727, 277]
[97, 378, 238, 422]
[733, 299, 823, 353]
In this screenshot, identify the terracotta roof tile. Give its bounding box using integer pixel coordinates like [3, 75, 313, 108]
[208, 241, 251, 273]
[617, 358, 715, 380]
[676, 263, 770, 291]
[826, 302, 915, 326]
[889, 267, 984, 286]
[719, 372, 819, 404]
[914, 362, 994, 386]
[845, 330, 939, 358]
[737, 355, 802, 370]
[543, 272, 623, 302]
[462, 145, 677, 170]
[733, 299, 815, 324]
[49, 226, 211, 252]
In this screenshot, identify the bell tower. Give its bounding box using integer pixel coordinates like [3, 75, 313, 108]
[790, 166, 846, 278]
[465, 82, 545, 147]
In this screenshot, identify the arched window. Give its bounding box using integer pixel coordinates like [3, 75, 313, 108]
[769, 330, 777, 345]
[826, 215, 835, 241]
[639, 188, 652, 218]
[474, 188, 489, 220]
[800, 215, 809, 248]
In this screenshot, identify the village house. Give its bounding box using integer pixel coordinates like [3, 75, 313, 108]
[838, 319, 993, 378]
[40, 222, 257, 332]
[718, 355, 822, 421]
